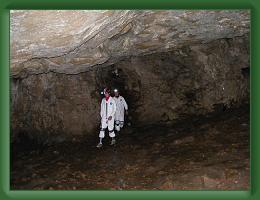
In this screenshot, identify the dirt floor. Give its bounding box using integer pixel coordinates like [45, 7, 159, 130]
[11, 106, 250, 190]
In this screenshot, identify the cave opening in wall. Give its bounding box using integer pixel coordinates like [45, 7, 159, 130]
[10, 10, 250, 190]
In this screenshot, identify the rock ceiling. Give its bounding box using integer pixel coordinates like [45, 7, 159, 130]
[11, 10, 250, 76]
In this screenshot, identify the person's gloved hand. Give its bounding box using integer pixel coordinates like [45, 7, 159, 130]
[125, 110, 128, 115]
[108, 116, 112, 120]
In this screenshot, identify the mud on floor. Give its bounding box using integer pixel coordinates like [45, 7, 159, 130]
[11, 106, 250, 190]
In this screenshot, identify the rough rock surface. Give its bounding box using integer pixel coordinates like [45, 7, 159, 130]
[11, 10, 249, 76]
[10, 10, 250, 142]
[11, 36, 249, 141]
[11, 106, 250, 190]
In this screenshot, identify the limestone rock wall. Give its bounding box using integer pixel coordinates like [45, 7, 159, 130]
[11, 36, 249, 142]
[99, 36, 250, 124]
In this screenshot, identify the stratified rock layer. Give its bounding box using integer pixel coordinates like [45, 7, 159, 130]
[11, 10, 249, 76]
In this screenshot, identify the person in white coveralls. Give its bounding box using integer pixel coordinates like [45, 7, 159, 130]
[113, 89, 128, 132]
[97, 88, 117, 148]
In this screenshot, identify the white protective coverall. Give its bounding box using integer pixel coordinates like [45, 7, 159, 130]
[99, 96, 117, 138]
[113, 95, 128, 131]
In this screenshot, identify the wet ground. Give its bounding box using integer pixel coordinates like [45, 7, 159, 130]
[11, 106, 250, 190]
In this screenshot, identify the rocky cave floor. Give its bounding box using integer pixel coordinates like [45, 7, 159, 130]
[11, 106, 250, 190]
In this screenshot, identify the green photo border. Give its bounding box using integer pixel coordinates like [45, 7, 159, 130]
[0, 0, 259, 199]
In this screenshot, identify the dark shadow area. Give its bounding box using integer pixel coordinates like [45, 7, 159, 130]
[95, 64, 141, 124]
[11, 104, 249, 190]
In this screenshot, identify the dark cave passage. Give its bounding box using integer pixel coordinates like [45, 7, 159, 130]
[95, 64, 141, 124]
[10, 38, 250, 190]
[10, 10, 250, 190]
[10, 43, 250, 189]
[11, 35, 250, 143]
